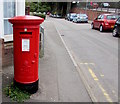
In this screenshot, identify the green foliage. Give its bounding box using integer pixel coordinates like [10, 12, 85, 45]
[33, 13, 46, 19]
[25, 2, 30, 7]
[29, 2, 51, 13]
[4, 82, 31, 102]
[30, 2, 37, 12]
[40, 8, 48, 13]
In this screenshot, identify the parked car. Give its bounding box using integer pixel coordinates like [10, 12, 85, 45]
[49, 13, 54, 17]
[56, 14, 62, 18]
[49, 13, 62, 18]
[65, 13, 70, 20]
[87, 2, 98, 9]
[68, 13, 76, 21]
[101, 3, 110, 8]
[115, 14, 120, 19]
[91, 14, 118, 32]
[73, 14, 88, 23]
[92, 3, 99, 9]
[112, 17, 120, 37]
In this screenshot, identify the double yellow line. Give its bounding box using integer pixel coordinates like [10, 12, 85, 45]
[88, 66, 113, 103]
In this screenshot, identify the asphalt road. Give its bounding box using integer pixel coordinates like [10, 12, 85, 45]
[47, 17, 119, 103]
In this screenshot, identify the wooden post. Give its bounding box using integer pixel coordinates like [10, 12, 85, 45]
[0, 38, 4, 67]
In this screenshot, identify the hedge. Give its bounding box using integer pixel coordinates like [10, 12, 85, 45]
[33, 13, 46, 19]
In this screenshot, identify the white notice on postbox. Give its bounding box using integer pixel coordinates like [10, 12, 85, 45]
[22, 39, 30, 51]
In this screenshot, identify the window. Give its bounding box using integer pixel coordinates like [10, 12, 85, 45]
[102, 3, 110, 7]
[79, 14, 87, 17]
[101, 15, 104, 19]
[107, 15, 116, 20]
[116, 17, 120, 24]
[4, 0, 16, 35]
[97, 15, 101, 19]
[97, 15, 104, 20]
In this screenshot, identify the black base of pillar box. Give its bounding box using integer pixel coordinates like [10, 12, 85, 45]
[14, 79, 39, 94]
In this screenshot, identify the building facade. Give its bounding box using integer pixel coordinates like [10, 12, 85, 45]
[0, 0, 25, 42]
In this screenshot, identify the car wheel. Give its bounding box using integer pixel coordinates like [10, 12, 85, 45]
[99, 25, 103, 32]
[112, 28, 118, 37]
[91, 23, 94, 29]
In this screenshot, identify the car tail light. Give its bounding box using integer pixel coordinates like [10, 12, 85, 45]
[105, 22, 109, 25]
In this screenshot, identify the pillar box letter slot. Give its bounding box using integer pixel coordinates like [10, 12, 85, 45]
[9, 16, 44, 94]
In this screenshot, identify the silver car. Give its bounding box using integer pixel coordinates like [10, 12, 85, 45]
[68, 13, 76, 21]
[73, 14, 88, 23]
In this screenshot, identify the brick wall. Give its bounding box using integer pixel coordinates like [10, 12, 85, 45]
[71, 7, 111, 21]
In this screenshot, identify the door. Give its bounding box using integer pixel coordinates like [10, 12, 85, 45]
[94, 15, 101, 28]
[97, 15, 104, 28]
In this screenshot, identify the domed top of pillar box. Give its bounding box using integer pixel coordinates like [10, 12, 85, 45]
[9, 15, 44, 25]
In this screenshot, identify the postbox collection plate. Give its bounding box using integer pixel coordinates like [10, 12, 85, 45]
[22, 39, 30, 52]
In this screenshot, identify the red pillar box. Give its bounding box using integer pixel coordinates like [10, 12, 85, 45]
[9, 16, 44, 94]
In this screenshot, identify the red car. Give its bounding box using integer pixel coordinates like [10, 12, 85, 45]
[92, 3, 99, 9]
[91, 14, 117, 32]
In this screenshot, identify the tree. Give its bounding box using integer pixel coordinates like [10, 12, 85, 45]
[26, 2, 69, 16]
[29, 2, 37, 12]
[27, 2, 51, 13]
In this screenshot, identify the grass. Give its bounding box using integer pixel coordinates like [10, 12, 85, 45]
[4, 82, 31, 102]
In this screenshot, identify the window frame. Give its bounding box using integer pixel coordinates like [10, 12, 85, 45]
[3, 0, 17, 35]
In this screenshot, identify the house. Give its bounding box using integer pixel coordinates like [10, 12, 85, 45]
[0, 0, 25, 42]
[0, 0, 25, 67]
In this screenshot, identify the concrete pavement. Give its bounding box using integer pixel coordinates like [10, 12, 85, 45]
[30, 20, 92, 102]
[2, 20, 92, 102]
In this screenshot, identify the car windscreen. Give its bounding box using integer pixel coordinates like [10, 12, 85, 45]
[78, 14, 87, 17]
[106, 15, 116, 20]
[71, 14, 76, 17]
[103, 3, 109, 7]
